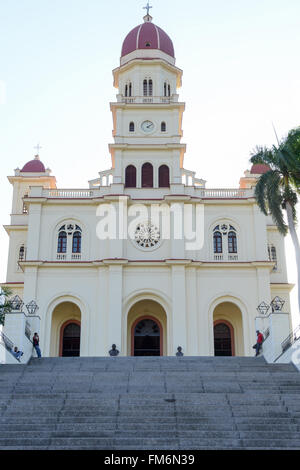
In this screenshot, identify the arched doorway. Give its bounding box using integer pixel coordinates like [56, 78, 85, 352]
[132, 317, 162, 356]
[60, 320, 81, 357]
[50, 301, 82, 357]
[214, 321, 234, 356]
[212, 301, 244, 356]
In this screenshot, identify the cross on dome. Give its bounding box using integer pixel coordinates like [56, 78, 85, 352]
[143, 2, 153, 22]
[34, 143, 42, 159]
[143, 2, 153, 16]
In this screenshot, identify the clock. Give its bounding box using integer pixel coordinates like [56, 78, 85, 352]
[141, 120, 155, 133]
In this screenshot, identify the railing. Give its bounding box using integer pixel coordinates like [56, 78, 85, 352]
[199, 189, 249, 198]
[25, 321, 31, 340]
[214, 254, 239, 261]
[56, 253, 82, 261]
[263, 328, 270, 340]
[71, 254, 82, 261]
[46, 189, 95, 198]
[120, 96, 174, 104]
[41, 188, 253, 200]
[281, 324, 300, 353]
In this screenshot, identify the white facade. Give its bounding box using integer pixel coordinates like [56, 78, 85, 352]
[2, 14, 293, 359]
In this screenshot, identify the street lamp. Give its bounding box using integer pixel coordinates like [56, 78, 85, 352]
[10, 295, 24, 311]
[270, 296, 285, 312]
[256, 301, 270, 316]
[25, 300, 39, 316]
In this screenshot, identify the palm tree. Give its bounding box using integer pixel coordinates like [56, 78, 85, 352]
[0, 286, 13, 326]
[250, 126, 300, 314]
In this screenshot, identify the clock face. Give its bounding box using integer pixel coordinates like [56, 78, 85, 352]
[141, 120, 155, 133]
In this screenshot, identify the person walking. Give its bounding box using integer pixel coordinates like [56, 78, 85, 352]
[254, 330, 264, 357]
[32, 332, 42, 358]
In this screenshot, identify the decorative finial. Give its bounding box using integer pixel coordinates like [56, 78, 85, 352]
[143, 2, 153, 22]
[34, 143, 42, 159]
[143, 1, 153, 16]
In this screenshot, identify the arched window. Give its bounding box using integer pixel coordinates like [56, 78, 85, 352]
[213, 231, 222, 254]
[163, 82, 171, 97]
[143, 79, 153, 97]
[125, 165, 137, 188]
[129, 82, 132, 97]
[228, 230, 237, 253]
[129, 121, 135, 132]
[268, 245, 277, 270]
[125, 84, 128, 97]
[143, 79, 148, 96]
[22, 193, 28, 214]
[149, 79, 153, 96]
[57, 227, 67, 253]
[142, 162, 153, 188]
[72, 231, 82, 254]
[161, 122, 166, 132]
[159, 165, 170, 187]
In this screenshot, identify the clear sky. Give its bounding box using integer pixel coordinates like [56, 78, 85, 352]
[0, 0, 299, 323]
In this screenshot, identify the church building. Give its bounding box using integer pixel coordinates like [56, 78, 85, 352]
[2, 10, 293, 358]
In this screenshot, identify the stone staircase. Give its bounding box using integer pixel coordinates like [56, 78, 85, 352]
[1, 356, 300, 450]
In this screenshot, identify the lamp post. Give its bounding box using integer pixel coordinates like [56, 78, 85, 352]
[256, 301, 270, 316]
[270, 296, 285, 312]
[10, 295, 24, 312]
[25, 300, 39, 316]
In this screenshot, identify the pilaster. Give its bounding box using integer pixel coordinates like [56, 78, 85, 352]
[171, 264, 187, 354]
[107, 262, 125, 355]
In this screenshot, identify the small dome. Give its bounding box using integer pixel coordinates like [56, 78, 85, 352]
[121, 16, 175, 60]
[21, 156, 46, 173]
[250, 164, 270, 174]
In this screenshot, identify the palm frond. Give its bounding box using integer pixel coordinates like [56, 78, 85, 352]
[265, 171, 288, 235]
[254, 170, 274, 216]
[250, 146, 276, 167]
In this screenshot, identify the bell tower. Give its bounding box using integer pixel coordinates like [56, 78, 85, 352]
[109, 10, 186, 189]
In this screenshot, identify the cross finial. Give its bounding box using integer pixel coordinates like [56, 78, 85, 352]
[143, 2, 153, 16]
[34, 143, 42, 157]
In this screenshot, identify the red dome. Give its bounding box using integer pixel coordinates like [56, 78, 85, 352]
[21, 157, 46, 173]
[250, 164, 270, 174]
[121, 19, 174, 59]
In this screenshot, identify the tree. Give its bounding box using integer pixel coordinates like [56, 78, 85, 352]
[0, 286, 13, 326]
[250, 126, 300, 314]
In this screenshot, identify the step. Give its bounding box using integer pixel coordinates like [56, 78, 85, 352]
[1, 355, 300, 450]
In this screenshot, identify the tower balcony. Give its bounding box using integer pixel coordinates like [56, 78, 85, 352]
[117, 94, 179, 104]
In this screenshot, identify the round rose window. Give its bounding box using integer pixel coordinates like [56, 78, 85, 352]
[134, 221, 161, 250]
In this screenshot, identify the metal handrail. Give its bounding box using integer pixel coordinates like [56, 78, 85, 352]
[263, 328, 270, 340]
[281, 324, 300, 353]
[0, 330, 14, 354]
